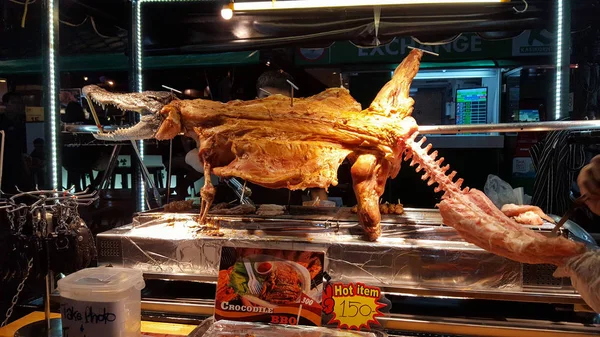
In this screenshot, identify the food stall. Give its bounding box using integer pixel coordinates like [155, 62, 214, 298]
[2, 0, 600, 336]
[90, 1, 600, 336]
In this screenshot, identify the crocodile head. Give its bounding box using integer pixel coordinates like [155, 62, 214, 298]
[82, 85, 175, 141]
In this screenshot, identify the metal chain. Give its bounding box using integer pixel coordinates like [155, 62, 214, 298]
[16, 205, 27, 234]
[6, 209, 14, 232]
[1, 257, 33, 327]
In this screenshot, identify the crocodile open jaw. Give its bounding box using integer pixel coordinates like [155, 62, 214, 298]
[82, 85, 174, 141]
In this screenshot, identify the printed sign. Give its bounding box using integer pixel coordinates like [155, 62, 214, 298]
[511, 29, 554, 56]
[512, 157, 535, 178]
[322, 282, 386, 331]
[25, 106, 44, 122]
[215, 247, 325, 326]
[60, 299, 126, 337]
[297, 30, 553, 65]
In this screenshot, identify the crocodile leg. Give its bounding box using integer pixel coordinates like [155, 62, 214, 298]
[199, 158, 216, 224]
[351, 153, 390, 241]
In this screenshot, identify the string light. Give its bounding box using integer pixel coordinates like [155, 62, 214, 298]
[133, 0, 146, 211]
[48, 0, 59, 189]
[555, 0, 563, 120]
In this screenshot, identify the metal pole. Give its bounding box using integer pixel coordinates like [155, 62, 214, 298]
[166, 139, 173, 204]
[0, 131, 5, 196]
[418, 120, 600, 135]
[44, 209, 54, 334]
[42, 0, 60, 331]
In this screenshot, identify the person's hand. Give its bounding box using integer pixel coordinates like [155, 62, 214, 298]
[577, 155, 600, 216]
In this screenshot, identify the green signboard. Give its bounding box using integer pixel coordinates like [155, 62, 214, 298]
[296, 29, 554, 66]
[0, 51, 260, 75]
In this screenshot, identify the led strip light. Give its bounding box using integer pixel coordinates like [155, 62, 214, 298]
[134, 0, 146, 211]
[555, 0, 563, 120]
[48, 0, 59, 190]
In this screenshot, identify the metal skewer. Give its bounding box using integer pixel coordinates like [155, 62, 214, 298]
[408, 45, 440, 57]
[161, 85, 182, 94]
[259, 88, 273, 96]
[287, 80, 299, 107]
[85, 96, 104, 133]
[551, 194, 589, 236]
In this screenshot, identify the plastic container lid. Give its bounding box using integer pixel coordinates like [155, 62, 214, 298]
[58, 267, 145, 294]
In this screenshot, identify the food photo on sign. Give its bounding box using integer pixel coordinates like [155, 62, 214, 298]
[215, 247, 325, 326]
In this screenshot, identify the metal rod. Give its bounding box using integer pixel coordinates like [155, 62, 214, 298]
[85, 96, 104, 133]
[418, 120, 600, 135]
[161, 85, 182, 94]
[98, 145, 122, 191]
[130, 140, 162, 208]
[286, 79, 299, 90]
[259, 88, 272, 96]
[62, 119, 600, 136]
[0, 131, 5, 197]
[204, 71, 213, 100]
[166, 139, 173, 204]
[408, 45, 439, 57]
[44, 209, 54, 334]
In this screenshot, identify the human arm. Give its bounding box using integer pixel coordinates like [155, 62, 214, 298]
[577, 155, 600, 215]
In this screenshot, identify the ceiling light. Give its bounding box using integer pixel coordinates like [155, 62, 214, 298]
[83, 76, 89, 81]
[107, 80, 115, 86]
[233, 0, 508, 11]
[221, 6, 233, 19]
[0, 79, 6, 83]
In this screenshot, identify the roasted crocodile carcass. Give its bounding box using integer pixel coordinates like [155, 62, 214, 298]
[84, 50, 595, 310]
[83, 49, 422, 241]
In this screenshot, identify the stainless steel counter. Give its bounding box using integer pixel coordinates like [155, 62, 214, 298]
[97, 208, 584, 306]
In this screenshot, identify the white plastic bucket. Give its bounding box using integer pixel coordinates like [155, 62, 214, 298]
[57, 267, 145, 337]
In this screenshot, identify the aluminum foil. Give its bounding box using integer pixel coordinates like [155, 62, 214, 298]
[200, 320, 380, 337]
[97, 210, 524, 292]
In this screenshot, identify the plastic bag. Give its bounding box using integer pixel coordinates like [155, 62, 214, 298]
[202, 320, 381, 337]
[554, 251, 600, 313]
[484, 174, 518, 209]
